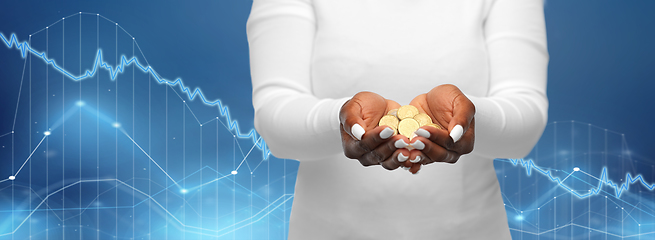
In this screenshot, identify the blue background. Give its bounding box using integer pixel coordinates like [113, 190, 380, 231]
[0, 0, 654, 239]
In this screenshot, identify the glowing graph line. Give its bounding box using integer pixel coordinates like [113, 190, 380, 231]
[118, 127, 181, 188]
[506, 158, 655, 198]
[0, 177, 294, 237]
[0, 32, 270, 160]
[0, 131, 12, 138]
[6, 13, 651, 237]
[12, 135, 48, 177]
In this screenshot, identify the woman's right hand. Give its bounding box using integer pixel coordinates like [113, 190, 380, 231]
[340, 92, 411, 170]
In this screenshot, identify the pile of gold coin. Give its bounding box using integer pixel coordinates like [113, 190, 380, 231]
[378, 105, 442, 139]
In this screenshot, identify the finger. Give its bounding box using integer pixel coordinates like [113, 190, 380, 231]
[379, 148, 409, 170]
[407, 150, 423, 174]
[409, 163, 421, 174]
[342, 125, 400, 159]
[339, 93, 388, 141]
[358, 134, 407, 166]
[410, 136, 461, 165]
[414, 126, 466, 154]
[447, 93, 475, 143]
[339, 99, 367, 141]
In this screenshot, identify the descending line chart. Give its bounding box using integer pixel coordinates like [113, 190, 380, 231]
[0, 12, 654, 240]
[0, 12, 295, 240]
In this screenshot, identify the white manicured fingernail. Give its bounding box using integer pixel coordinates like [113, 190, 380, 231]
[410, 155, 422, 163]
[415, 128, 430, 138]
[394, 139, 409, 148]
[379, 127, 394, 139]
[450, 125, 463, 143]
[401, 166, 410, 170]
[352, 124, 365, 141]
[410, 140, 425, 150]
[397, 152, 409, 162]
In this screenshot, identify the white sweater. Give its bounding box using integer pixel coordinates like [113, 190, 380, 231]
[247, 0, 548, 239]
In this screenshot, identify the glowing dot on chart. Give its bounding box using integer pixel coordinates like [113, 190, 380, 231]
[515, 215, 523, 221]
[44, 131, 51, 136]
[8, 176, 15, 180]
[181, 189, 188, 194]
[112, 122, 121, 128]
[573, 167, 580, 172]
[231, 170, 238, 175]
[76, 101, 85, 107]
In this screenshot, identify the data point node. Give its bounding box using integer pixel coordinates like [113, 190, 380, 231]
[76, 101, 85, 107]
[112, 122, 121, 128]
[97, 14, 99, 16]
[133, 37, 135, 40]
[573, 167, 580, 172]
[8, 176, 15, 180]
[63, 18, 65, 20]
[46, 27, 48, 29]
[231, 170, 238, 175]
[44, 131, 51, 136]
[116, 23, 118, 25]
[251, 172, 253, 175]
[181, 189, 188, 194]
[80, 12, 82, 13]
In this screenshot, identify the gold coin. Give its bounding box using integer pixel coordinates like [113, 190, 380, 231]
[413, 113, 432, 126]
[397, 105, 419, 120]
[425, 123, 442, 130]
[378, 115, 400, 130]
[398, 118, 420, 139]
[387, 109, 398, 118]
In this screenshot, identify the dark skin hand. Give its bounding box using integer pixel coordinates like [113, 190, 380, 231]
[339, 91, 411, 170]
[340, 85, 475, 174]
[403, 84, 476, 173]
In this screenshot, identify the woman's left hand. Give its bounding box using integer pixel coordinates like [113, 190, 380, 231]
[402, 84, 476, 173]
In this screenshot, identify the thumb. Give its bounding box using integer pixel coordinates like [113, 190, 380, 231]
[340, 99, 367, 141]
[448, 94, 475, 143]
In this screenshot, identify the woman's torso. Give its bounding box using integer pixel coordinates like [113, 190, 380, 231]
[290, 1, 511, 239]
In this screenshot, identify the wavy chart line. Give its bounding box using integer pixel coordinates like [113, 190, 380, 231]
[2, 14, 655, 238]
[0, 32, 270, 160]
[506, 158, 655, 198]
[4, 22, 653, 203]
[0, 177, 294, 237]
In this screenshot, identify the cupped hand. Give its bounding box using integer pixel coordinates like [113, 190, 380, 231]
[405, 84, 476, 170]
[339, 91, 410, 170]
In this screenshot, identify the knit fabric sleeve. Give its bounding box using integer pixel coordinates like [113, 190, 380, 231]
[247, 0, 350, 161]
[468, 0, 549, 158]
